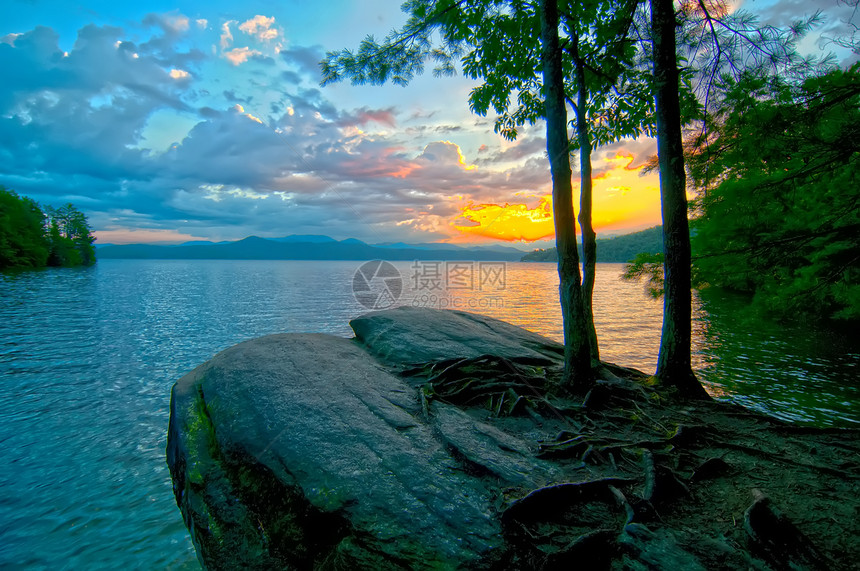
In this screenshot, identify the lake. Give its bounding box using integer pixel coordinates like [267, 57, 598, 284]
[1, 259, 857, 569]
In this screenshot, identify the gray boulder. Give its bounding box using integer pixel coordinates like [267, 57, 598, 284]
[167, 310, 567, 569]
[351, 306, 564, 367]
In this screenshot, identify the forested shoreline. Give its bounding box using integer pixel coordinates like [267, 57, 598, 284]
[0, 187, 96, 270]
[521, 226, 663, 263]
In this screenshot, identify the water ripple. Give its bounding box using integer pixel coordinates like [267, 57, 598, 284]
[1, 260, 857, 568]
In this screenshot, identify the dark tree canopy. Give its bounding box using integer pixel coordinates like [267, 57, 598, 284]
[0, 187, 50, 269]
[689, 65, 860, 320]
[0, 187, 96, 270]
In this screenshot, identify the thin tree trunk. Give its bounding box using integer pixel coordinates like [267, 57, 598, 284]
[571, 34, 600, 365]
[539, 0, 593, 391]
[650, 0, 709, 399]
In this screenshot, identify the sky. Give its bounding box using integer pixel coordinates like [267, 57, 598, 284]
[1, 0, 856, 246]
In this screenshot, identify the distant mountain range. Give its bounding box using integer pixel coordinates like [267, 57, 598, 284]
[97, 229, 663, 262]
[96, 235, 529, 261]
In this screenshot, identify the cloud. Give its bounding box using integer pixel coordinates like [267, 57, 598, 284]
[454, 195, 555, 242]
[0, 23, 193, 167]
[218, 17, 281, 66]
[231, 103, 263, 123]
[280, 45, 324, 82]
[224, 47, 263, 66]
[144, 12, 190, 34]
[474, 136, 546, 165]
[138, 12, 207, 69]
[745, 0, 859, 65]
[238, 15, 279, 42]
[94, 228, 211, 244]
[338, 106, 397, 128]
[0, 13, 664, 245]
[220, 21, 235, 49]
[224, 90, 252, 104]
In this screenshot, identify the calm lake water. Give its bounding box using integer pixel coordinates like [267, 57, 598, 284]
[1, 259, 857, 569]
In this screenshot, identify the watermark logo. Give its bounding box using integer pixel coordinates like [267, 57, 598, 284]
[352, 260, 403, 309]
[410, 261, 507, 291]
[353, 260, 507, 310]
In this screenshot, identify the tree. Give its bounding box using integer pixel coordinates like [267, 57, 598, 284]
[323, 0, 598, 389]
[649, 0, 709, 398]
[45, 203, 96, 267]
[560, 0, 653, 364]
[463, 0, 653, 368]
[640, 0, 827, 397]
[46, 219, 78, 267]
[0, 187, 49, 269]
[689, 66, 860, 320]
[0, 188, 95, 269]
[539, 0, 593, 388]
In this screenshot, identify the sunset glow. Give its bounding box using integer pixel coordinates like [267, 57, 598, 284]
[454, 196, 555, 242]
[450, 151, 662, 242]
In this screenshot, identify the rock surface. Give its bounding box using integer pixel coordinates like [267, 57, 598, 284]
[167, 307, 860, 570]
[350, 306, 564, 367]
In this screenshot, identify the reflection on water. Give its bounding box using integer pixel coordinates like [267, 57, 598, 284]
[1, 259, 857, 569]
[392, 261, 665, 373]
[693, 288, 860, 426]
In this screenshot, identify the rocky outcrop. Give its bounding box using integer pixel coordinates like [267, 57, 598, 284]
[167, 307, 860, 570]
[167, 309, 567, 569]
[350, 306, 564, 367]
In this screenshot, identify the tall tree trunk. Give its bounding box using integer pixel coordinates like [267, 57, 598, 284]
[650, 0, 709, 399]
[539, 0, 593, 391]
[571, 34, 600, 365]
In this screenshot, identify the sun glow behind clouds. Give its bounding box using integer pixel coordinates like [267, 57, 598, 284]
[454, 196, 555, 242]
[451, 151, 662, 242]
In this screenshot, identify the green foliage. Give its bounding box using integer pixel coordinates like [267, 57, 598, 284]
[0, 187, 49, 268]
[0, 187, 96, 270]
[45, 203, 97, 267]
[621, 252, 664, 297]
[321, 0, 656, 144]
[676, 1, 832, 115]
[689, 65, 860, 320]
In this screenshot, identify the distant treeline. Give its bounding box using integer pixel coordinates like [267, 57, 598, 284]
[521, 226, 663, 263]
[0, 187, 96, 270]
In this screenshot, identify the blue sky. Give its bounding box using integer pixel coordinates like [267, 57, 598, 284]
[1, 0, 855, 245]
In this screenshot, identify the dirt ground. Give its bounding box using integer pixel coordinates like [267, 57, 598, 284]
[415, 355, 860, 569]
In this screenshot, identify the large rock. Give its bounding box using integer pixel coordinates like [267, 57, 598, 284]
[351, 306, 564, 367]
[167, 310, 565, 569]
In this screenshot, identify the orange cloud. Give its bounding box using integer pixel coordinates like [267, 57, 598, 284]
[449, 147, 663, 242]
[169, 68, 190, 79]
[231, 104, 263, 123]
[453, 195, 555, 242]
[594, 152, 639, 179]
[605, 152, 639, 170]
